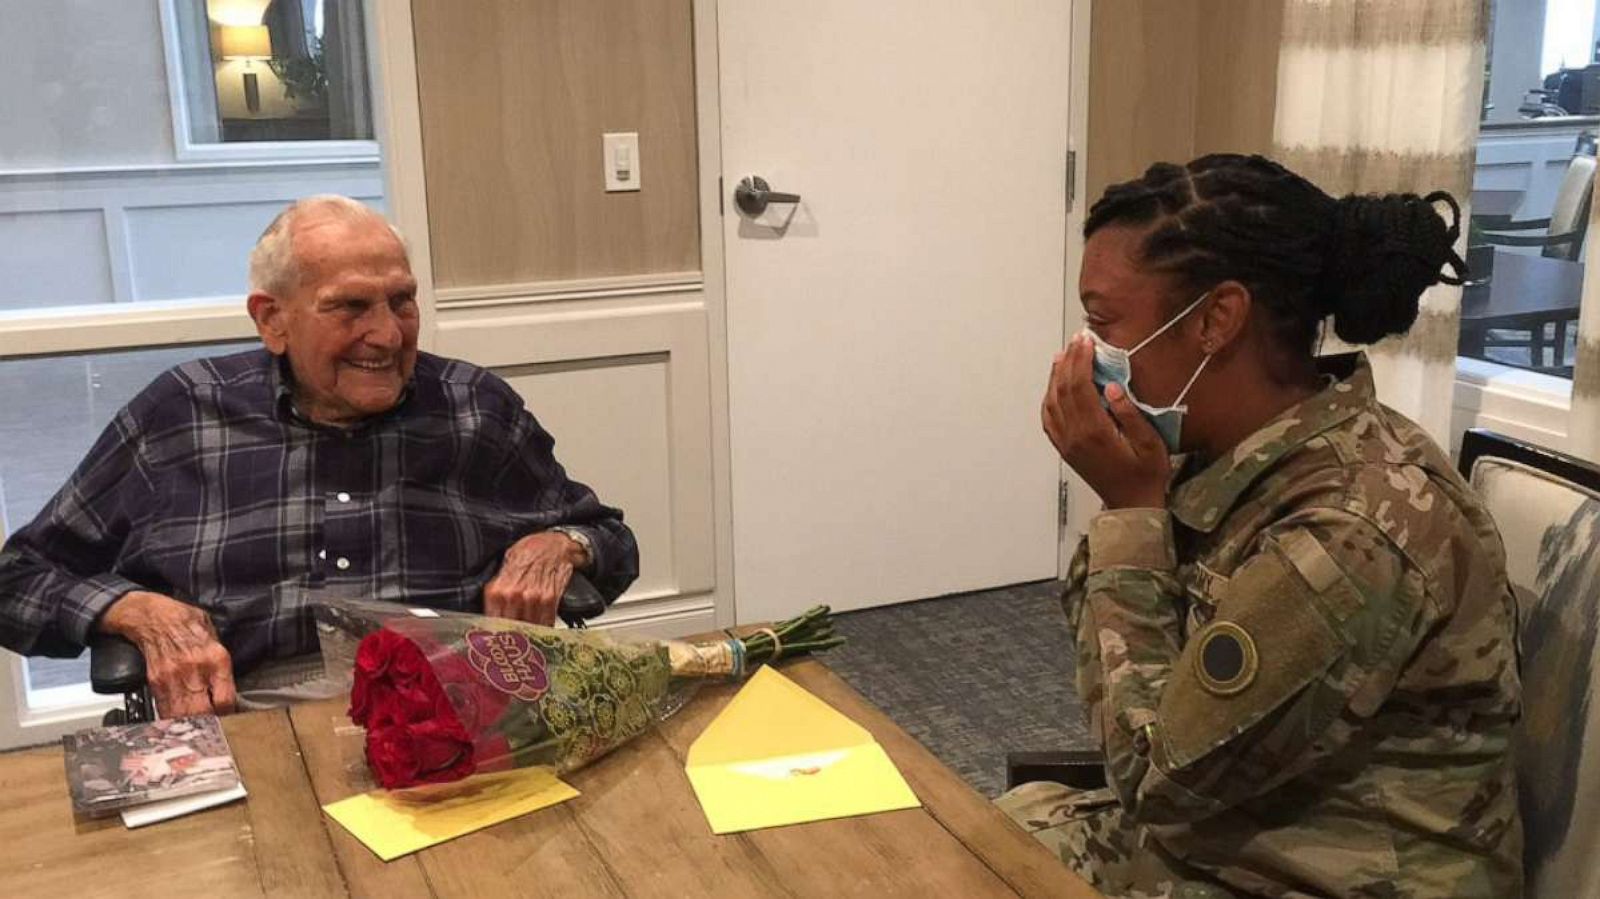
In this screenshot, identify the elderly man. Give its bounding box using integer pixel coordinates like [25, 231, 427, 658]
[0, 196, 638, 717]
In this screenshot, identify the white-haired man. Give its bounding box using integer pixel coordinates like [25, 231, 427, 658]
[0, 196, 639, 716]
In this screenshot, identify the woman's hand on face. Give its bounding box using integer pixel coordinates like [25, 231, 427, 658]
[1042, 333, 1171, 510]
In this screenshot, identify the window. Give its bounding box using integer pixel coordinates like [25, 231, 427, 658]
[6, 344, 254, 709]
[0, 0, 388, 748]
[1464, 0, 1600, 378]
[161, 0, 377, 161]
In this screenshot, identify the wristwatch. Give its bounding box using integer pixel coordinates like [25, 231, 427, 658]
[549, 526, 594, 569]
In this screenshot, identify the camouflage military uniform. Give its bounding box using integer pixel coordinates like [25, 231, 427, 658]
[1000, 354, 1523, 897]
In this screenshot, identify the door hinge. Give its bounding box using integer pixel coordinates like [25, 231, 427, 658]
[1059, 481, 1072, 528]
[1065, 149, 1077, 211]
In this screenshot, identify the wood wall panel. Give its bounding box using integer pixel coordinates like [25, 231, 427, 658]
[1194, 0, 1284, 159]
[411, 0, 700, 290]
[1087, 0, 1201, 204]
[1087, 0, 1282, 205]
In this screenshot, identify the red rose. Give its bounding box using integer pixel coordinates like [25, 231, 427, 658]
[351, 631, 395, 723]
[408, 717, 475, 780]
[434, 651, 512, 732]
[364, 714, 476, 788]
[351, 628, 484, 788]
[349, 675, 372, 723]
[351, 629, 419, 724]
[366, 724, 422, 787]
[390, 636, 431, 687]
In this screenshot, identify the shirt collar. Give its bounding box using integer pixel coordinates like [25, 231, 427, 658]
[1169, 352, 1373, 533]
[266, 351, 415, 430]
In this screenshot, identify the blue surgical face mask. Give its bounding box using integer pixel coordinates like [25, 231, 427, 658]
[1085, 291, 1213, 452]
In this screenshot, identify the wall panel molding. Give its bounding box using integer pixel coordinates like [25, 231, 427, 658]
[434, 298, 717, 614]
[0, 161, 383, 312]
[435, 271, 703, 308]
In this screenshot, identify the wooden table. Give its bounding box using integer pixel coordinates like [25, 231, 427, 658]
[1459, 247, 1584, 375]
[1470, 188, 1526, 224]
[0, 660, 1098, 898]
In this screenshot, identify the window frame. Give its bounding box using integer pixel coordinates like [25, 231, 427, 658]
[0, 0, 429, 749]
[1453, 356, 1575, 453]
[156, 0, 380, 165]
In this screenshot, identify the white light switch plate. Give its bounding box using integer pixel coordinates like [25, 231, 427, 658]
[603, 132, 641, 192]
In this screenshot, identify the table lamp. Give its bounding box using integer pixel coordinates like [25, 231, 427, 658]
[219, 24, 272, 114]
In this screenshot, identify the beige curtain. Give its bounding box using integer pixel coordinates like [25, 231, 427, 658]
[1572, 204, 1600, 459]
[325, 0, 373, 141]
[1272, 0, 1488, 443]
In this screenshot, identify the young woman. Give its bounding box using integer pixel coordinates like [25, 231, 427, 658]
[1003, 155, 1522, 898]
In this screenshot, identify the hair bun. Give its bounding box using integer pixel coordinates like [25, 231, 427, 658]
[1315, 192, 1466, 344]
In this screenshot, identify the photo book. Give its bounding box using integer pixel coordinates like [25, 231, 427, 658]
[63, 715, 243, 823]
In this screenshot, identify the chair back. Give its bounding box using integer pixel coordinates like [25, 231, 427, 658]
[1460, 429, 1600, 898]
[1543, 153, 1595, 260]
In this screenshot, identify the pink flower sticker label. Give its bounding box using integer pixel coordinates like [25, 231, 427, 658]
[465, 628, 550, 701]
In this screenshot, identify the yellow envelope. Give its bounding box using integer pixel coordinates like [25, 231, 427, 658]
[323, 766, 579, 861]
[686, 666, 920, 834]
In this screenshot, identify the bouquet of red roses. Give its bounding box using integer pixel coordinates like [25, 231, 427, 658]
[347, 606, 839, 789]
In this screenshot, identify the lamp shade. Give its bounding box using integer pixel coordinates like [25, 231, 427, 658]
[219, 25, 272, 60]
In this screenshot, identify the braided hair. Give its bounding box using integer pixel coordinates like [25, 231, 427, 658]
[1084, 154, 1467, 359]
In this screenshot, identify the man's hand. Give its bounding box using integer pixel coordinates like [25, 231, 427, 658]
[483, 531, 587, 625]
[1042, 333, 1172, 510]
[98, 591, 236, 718]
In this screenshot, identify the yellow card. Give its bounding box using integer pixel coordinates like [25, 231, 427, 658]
[323, 766, 579, 861]
[686, 666, 920, 834]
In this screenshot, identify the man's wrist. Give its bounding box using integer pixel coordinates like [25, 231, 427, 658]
[97, 590, 163, 641]
[549, 527, 593, 569]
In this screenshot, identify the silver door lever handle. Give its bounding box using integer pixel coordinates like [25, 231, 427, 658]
[734, 176, 801, 216]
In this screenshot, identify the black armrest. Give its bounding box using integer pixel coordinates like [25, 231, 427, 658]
[1006, 749, 1108, 792]
[89, 633, 147, 696]
[1475, 228, 1582, 248]
[1471, 216, 1551, 231]
[557, 572, 607, 628]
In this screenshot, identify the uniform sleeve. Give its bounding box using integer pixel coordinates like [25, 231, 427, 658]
[493, 405, 640, 605]
[1077, 505, 1431, 826]
[0, 413, 153, 657]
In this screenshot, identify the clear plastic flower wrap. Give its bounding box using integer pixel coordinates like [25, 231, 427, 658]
[316, 598, 841, 789]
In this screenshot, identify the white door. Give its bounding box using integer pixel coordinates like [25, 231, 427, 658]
[719, 1, 1073, 621]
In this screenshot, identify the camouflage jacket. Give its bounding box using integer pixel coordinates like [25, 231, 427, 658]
[1067, 353, 1523, 897]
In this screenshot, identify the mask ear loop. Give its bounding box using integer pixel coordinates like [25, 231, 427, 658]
[1169, 352, 1213, 408]
[1129, 291, 1212, 356]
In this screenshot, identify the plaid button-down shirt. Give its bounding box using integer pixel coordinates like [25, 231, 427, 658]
[0, 349, 639, 672]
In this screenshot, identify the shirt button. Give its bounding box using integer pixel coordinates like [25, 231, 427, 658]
[318, 550, 326, 560]
[335, 557, 351, 570]
[336, 492, 351, 503]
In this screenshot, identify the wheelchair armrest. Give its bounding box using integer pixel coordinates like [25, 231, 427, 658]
[89, 633, 147, 696]
[87, 576, 605, 692]
[557, 572, 607, 628]
[1475, 228, 1582, 248]
[1006, 749, 1108, 792]
[1471, 216, 1550, 232]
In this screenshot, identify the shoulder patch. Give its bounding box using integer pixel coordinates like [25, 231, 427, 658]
[1193, 621, 1258, 696]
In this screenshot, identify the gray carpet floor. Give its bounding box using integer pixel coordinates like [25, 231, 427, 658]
[825, 579, 1093, 797]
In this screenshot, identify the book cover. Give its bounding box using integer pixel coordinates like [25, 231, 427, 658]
[63, 715, 240, 818]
